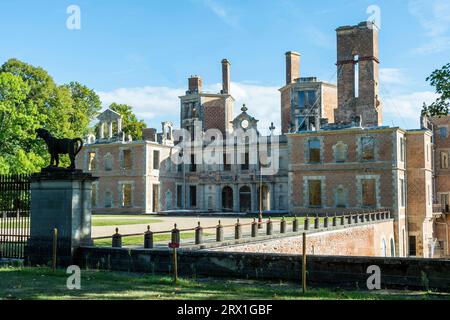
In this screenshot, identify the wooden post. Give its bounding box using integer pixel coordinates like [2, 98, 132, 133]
[302, 232, 307, 294]
[172, 247, 178, 285]
[52, 228, 58, 272]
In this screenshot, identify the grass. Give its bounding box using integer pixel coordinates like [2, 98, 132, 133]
[93, 232, 211, 247]
[92, 218, 162, 227]
[0, 266, 447, 300]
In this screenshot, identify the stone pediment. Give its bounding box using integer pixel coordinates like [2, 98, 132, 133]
[97, 109, 122, 122]
[231, 104, 259, 131]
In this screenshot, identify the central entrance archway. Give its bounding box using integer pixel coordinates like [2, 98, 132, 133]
[239, 186, 251, 213]
[222, 186, 233, 212]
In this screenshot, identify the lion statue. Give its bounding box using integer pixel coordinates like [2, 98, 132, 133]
[36, 128, 83, 170]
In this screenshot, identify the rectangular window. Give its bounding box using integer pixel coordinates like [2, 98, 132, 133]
[409, 236, 417, 256]
[361, 137, 375, 161]
[439, 127, 448, 139]
[308, 180, 322, 207]
[308, 139, 321, 163]
[190, 154, 196, 172]
[298, 90, 318, 109]
[189, 186, 197, 207]
[122, 150, 132, 169]
[152, 184, 159, 212]
[362, 179, 376, 207]
[177, 185, 183, 208]
[441, 152, 449, 169]
[122, 184, 132, 207]
[223, 153, 231, 171]
[241, 153, 249, 170]
[400, 179, 405, 207]
[88, 152, 96, 171]
[153, 150, 160, 170]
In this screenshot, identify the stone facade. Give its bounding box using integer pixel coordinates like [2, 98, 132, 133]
[76, 21, 449, 259]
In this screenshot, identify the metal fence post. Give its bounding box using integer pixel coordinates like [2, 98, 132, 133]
[144, 225, 154, 249]
[112, 228, 122, 248]
[266, 218, 273, 235]
[314, 215, 319, 229]
[171, 224, 180, 246]
[280, 217, 286, 234]
[216, 220, 224, 242]
[235, 219, 242, 240]
[293, 215, 299, 232]
[52, 228, 58, 271]
[323, 216, 329, 228]
[304, 215, 310, 231]
[251, 218, 258, 238]
[195, 222, 203, 245]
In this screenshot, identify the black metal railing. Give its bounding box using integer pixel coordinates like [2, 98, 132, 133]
[91, 209, 392, 249]
[0, 174, 31, 259]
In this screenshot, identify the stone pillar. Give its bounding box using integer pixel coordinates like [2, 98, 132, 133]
[270, 183, 276, 211]
[99, 122, 105, 139]
[108, 122, 113, 138]
[216, 185, 222, 212]
[117, 119, 122, 134]
[26, 171, 97, 267]
[251, 184, 257, 212]
[233, 185, 239, 213]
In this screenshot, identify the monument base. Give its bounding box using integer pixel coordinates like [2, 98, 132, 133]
[25, 170, 97, 267]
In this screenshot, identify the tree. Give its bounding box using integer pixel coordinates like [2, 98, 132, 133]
[0, 59, 101, 173]
[0, 72, 44, 174]
[109, 103, 146, 140]
[422, 63, 450, 117]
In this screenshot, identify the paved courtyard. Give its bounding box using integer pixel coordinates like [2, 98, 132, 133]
[92, 215, 257, 238]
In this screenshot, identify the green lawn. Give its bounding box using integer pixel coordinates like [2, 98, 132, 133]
[1, 266, 447, 300]
[93, 232, 211, 247]
[92, 215, 162, 227]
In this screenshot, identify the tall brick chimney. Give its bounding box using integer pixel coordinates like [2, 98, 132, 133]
[221, 59, 231, 94]
[285, 51, 300, 85]
[188, 75, 202, 93]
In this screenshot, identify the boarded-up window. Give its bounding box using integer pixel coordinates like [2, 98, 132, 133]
[362, 179, 376, 207]
[105, 191, 113, 208]
[122, 150, 132, 169]
[361, 137, 375, 161]
[122, 184, 132, 207]
[177, 185, 183, 208]
[335, 143, 346, 162]
[153, 150, 160, 170]
[309, 139, 321, 163]
[336, 187, 346, 208]
[88, 152, 96, 171]
[104, 155, 113, 171]
[441, 152, 449, 169]
[308, 180, 322, 207]
[189, 185, 197, 207]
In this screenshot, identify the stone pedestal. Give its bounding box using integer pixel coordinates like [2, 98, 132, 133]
[25, 170, 97, 267]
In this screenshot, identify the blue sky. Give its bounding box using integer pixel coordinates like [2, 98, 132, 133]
[1, 0, 449, 134]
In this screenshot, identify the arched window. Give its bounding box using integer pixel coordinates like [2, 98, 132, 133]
[334, 143, 347, 162]
[390, 238, 395, 257]
[381, 238, 387, 257]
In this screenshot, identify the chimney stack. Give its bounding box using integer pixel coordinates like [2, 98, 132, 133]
[285, 51, 300, 85]
[188, 76, 202, 93]
[221, 59, 231, 94]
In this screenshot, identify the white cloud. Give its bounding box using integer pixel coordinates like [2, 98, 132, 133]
[409, 0, 450, 54]
[382, 91, 439, 128]
[196, 0, 239, 29]
[379, 68, 405, 85]
[97, 83, 281, 135]
[97, 86, 184, 124]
